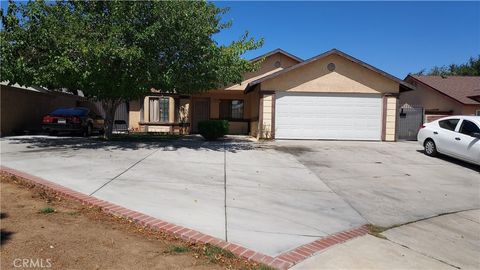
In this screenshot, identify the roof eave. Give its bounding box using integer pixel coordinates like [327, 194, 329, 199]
[468, 95, 480, 103]
[406, 75, 480, 105]
[246, 49, 415, 93]
[249, 48, 303, 63]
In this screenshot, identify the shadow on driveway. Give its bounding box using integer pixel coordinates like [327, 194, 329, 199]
[3, 135, 258, 153]
[416, 150, 480, 173]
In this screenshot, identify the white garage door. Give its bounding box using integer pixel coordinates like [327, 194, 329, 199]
[275, 92, 382, 140]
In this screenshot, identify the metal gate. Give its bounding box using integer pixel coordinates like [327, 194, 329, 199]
[397, 104, 424, 141]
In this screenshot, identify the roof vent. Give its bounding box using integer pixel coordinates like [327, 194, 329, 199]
[327, 63, 336, 71]
[274, 61, 281, 68]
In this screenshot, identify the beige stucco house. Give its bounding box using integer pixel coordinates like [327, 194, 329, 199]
[401, 75, 480, 122]
[128, 48, 413, 141]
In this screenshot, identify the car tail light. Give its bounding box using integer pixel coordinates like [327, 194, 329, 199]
[419, 124, 426, 129]
[42, 115, 54, 123]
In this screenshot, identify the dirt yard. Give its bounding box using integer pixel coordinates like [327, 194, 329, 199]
[0, 173, 264, 270]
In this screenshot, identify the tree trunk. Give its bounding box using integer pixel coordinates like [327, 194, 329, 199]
[101, 99, 121, 140]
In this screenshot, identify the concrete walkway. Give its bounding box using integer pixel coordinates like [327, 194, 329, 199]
[292, 209, 480, 270]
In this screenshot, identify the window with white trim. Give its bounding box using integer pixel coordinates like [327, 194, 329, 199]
[149, 97, 169, 122]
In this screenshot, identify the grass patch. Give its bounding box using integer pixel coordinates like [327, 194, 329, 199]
[39, 207, 56, 214]
[167, 245, 190, 254]
[367, 224, 389, 239]
[203, 244, 235, 261]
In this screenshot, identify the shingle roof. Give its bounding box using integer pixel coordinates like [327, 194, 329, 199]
[409, 75, 480, 105]
[249, 48, 303, 63]
[224, 68, 283, 91]
[219, 49, 302, 91]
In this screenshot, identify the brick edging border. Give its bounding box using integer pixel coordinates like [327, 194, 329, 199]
[0, 166, 369, 269]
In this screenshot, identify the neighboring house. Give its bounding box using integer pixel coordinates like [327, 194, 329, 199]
[401, 75, 480, 122]
[0, 82, 92, 136]
[128, 48, 413, 141]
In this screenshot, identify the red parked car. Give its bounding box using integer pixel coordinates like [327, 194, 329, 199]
[42, 107, 104, 136]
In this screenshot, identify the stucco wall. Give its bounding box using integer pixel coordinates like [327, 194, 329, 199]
[222, 53, 300, 91]
[246, 86, 260, 137]
[400, 78, 470, 115]
[143, 96, 149, 123]
[385, 96, 397, 141]
[261, 54, 400, 94]
[179, 99, 190, 123]
[250, 120, 259, 137]
[245, 89, 259, 120]
[168, 97, 175, 123]
[0, 85, 91, 136]
[128, 100, 141, 131]
[462, 106, 479, 115]
[260, 94, 274, 138]
[147, 126, 171, 133]
[228, 122, 249, 135]
[193, 90, 253, 119]
[243, 53, 300, 81]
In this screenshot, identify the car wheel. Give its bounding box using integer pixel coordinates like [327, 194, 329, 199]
[424, 139, 438, 157]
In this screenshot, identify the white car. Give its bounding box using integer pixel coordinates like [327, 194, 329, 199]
[417, 116, 480, 166]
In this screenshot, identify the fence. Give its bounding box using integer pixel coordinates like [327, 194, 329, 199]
[397, 104, 424, 141]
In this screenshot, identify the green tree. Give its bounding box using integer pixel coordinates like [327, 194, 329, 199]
[1, 0, 263, 139]
[413, 55, 480, 76]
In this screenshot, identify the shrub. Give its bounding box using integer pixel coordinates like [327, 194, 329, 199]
[198, 120, 229, 140]
[168, 245, 190, 254]
[203, 244, 235, 261]
[39, 207, 55, 214]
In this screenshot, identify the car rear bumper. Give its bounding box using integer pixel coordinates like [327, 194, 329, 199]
[42, 123, 84, 132]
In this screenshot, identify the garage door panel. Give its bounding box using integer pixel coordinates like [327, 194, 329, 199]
[275, 92, 382, 140]
[274, 129, 380, 140]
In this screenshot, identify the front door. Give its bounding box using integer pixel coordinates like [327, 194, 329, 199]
[192, 99, 210, 133]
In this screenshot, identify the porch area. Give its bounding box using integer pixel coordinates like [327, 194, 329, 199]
[127, 89, 261, 137]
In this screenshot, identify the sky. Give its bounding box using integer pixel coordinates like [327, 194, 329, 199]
[1, 1, 479, 79]
[213, 1, 480, 78]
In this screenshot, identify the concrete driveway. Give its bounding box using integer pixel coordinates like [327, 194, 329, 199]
[1, 136, 478, 260]
[274, 140, 480, 227]
[0, 135, 366, 257]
